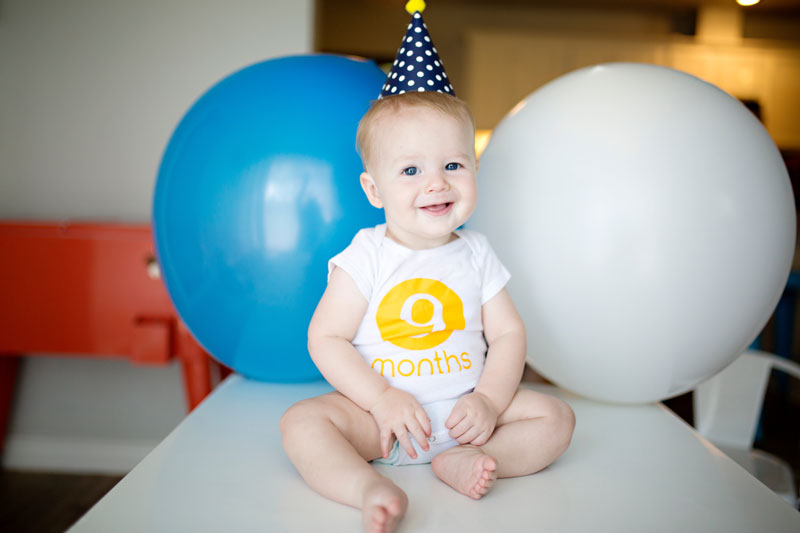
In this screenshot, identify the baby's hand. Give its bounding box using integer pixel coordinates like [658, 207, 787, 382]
[368, 387, 431, 460]
[446, 391, 498, 446]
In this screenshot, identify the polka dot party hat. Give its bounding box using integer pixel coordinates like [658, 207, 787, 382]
[380, 0, 455, 98]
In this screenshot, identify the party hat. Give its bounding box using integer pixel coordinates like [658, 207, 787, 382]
[380, 0, 455, 98]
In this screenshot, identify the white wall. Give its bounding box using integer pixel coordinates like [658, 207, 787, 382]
[1, 0, 313, 473]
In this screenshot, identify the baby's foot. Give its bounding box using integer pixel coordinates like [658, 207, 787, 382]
[362, 478, 408, 533]
[432, 445, 497, 500]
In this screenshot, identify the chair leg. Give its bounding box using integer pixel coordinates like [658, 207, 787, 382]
[0, 356, 20, 456]
[218, 362, 234, 382]
[180, 353, 212, 411]
[176, 323, 213, 411]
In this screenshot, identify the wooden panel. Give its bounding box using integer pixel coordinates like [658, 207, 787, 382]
[464, 30, 669, 129]
[464, 29, 800, 149]
[762, 51, 800, 149]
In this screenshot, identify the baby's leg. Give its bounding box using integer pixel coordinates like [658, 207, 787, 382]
[482, 388, 575, 477]
[280, 392, 406, 533]
[432, 389, 574, 497]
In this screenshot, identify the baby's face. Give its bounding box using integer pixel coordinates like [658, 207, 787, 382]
[361, 105, 477, 250]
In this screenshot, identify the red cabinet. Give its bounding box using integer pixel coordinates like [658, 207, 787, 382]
[0, 222, 221, 453]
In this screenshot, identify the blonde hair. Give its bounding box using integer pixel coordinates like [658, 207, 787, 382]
[356, 92, 475, 169]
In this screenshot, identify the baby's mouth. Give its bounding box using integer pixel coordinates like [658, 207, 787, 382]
[420, 202, 453, 215]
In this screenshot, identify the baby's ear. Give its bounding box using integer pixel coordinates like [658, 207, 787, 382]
[360, 172, 383, 209]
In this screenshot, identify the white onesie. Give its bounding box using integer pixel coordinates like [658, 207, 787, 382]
[328, 224, 510, 464]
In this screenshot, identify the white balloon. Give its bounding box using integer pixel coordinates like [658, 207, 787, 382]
[471, 63, 796, 403]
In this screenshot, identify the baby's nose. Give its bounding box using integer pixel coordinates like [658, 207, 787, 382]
[425, 172, 449, 192]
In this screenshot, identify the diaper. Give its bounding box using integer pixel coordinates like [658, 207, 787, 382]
[373, 396, 460, 466]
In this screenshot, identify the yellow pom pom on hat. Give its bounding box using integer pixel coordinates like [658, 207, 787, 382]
[405, 0, 426, 14]
[380, 0, 455, 98]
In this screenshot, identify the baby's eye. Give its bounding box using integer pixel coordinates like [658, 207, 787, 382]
[445, 162, 461, 171]
[403, 167, 419, 176]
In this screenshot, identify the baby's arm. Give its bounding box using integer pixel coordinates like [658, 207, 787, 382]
[308, 266, 431, 459]
[446, 288, 526, 445]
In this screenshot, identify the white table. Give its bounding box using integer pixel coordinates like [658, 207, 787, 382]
[71, 375, 800, 532]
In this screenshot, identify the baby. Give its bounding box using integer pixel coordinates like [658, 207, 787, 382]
[280, 90, 575, 533]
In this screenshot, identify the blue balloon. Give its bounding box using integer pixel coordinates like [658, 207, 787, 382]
[153, 55, 385, 381]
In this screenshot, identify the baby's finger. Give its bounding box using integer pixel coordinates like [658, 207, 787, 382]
[448, 417, 473, 439]
[456, 425, 482, 445]
[445, 406, 467, 429]
[395, 429, 417, 459]
[415, 409, 432, 437]
[380, 431, 392, 458]
[407, 420, 430, 452]
[471, 430, 491, 446]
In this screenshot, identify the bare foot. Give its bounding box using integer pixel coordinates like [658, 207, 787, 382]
[362, 478, 408, 533]
[432, 445, 497, 499]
